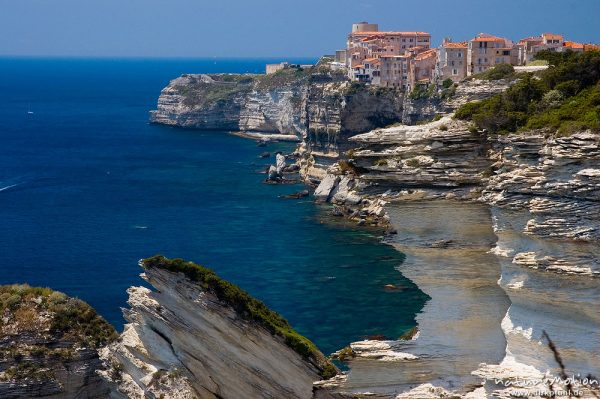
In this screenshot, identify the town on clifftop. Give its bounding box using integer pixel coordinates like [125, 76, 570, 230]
[266, 21, 600, 93]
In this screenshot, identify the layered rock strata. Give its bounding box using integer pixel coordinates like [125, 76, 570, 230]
[313, 117, 600, 398]
[0, 285, 116, 399]
[100, 256, 335, 399]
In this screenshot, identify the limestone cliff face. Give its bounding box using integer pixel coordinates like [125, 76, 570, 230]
[149, 74, 262, 131]
[100, 256, 334, 399]
[313, 118, 600, 398]
[400, 78, 513, 125]
[0, 285, 116, 399]
[150, 72, 403, 141]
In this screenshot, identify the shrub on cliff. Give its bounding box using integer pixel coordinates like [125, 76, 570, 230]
[471, 63, 515, 81]
[255, 67, 310, 90]
[141, 255, 337, 378]
[0, 284, 117, 349]
[454, 51, 600, 135]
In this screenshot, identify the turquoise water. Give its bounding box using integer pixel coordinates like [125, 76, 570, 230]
[0, 58, 427, 354]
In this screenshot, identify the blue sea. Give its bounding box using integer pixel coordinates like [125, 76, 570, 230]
[0, 57, 427, 354]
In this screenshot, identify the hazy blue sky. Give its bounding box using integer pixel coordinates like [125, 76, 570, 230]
[1, 0, 599, 58]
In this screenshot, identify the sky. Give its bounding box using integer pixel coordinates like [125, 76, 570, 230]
[1, 0, 599, 58]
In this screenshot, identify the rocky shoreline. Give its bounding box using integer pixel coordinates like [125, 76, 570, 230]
[3, 63, 599, 398]
[148, 65, 600, 397]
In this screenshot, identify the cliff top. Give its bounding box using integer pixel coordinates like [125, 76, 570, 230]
[141, 255, 337, 378]
[455, 50, 600, 136]
[0, 284, 116, 348]
[0, 284, 117, 382]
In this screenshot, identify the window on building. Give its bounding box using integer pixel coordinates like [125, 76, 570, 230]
[410, 38, 413, 42]
[452, 68, 458, 75]
[458, 52, 462, 57]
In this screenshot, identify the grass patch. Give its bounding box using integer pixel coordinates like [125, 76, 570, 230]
[0, 285, 117, 348]
[409, 83, 437, 100]
[470, 63, 516, 81]
[527, 60, 549, 66]
[255, 67, 311, 90]
[141, 256, 336, 378]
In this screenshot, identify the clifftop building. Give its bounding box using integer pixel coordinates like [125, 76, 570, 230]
[338, 23, 599, 89]
[346, 22, 431, 87]
[467, 33, 516, 75]
[435, 39, 468, 82]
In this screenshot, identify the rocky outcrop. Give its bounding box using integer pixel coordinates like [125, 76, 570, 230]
[0, 285, 117, 398]
[150, 71, 402, 143]
[150, 70, 405, 183]
[312, 116, 600, 397]
[150, 74, 248, 131]
[100, 256, 335, 399]
[401, 78, 513, 125]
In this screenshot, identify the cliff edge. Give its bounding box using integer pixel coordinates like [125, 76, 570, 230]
[100, 256, 336, 399]
[0, 285, 117, 398]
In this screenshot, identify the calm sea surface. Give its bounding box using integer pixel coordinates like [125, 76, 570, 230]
[0, 57, 427, 353]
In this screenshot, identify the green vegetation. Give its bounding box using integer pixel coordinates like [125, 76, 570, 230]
[398, 326, 419, 341]
[470, 63, 516, 81]
[373, 159, 388, 166]
[142, 256, 336, 378]
[338, 160, 360, 175]
[439, 124, 448, 131]
[405, 158, 420, 167]
[527, 59, 549, 67]
[0, 285, 117, 382]
[332, 346, 356, 362]
[455, 51, 600, 135]
[410, 79, 457, 100]
[255, 67, 310, 90]
[346, 81, 368, 95]
[177, 79, 253, 108]
[0, 284, 117, 348]
[1, 361, 54, 381]
[410, 83, 437, 100]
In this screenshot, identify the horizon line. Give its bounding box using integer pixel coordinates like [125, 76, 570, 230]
[0, 54, 323, 61]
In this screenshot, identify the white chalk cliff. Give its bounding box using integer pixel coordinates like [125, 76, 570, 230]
[312, 117, 600, 398]
[100, 257, 335, 399]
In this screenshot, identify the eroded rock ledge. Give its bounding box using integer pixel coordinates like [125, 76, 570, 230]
[0, 285, 116, 399]
[310, 116, 600, 398]
[100, 256, 336, 399]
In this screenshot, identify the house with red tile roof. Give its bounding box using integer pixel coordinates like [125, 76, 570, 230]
[408, 49, 438, 92]
[467, 33, 516, 75]
[435, 38, 468, 82]
[346, 22, 431, 85]
[516, 33, 564, 64]
[563, 41, 585, 52]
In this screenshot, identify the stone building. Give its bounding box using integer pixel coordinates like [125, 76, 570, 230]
[435, 39, 468, 82]
[379, 55, 410, 89]
[467, 33, 517, 75]
[516, 33, 564, 65]
[408, 48, 438, 92]
[346, 22, 431, 82]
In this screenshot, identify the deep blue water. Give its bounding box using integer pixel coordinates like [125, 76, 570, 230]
[0, 57, 427, 354]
